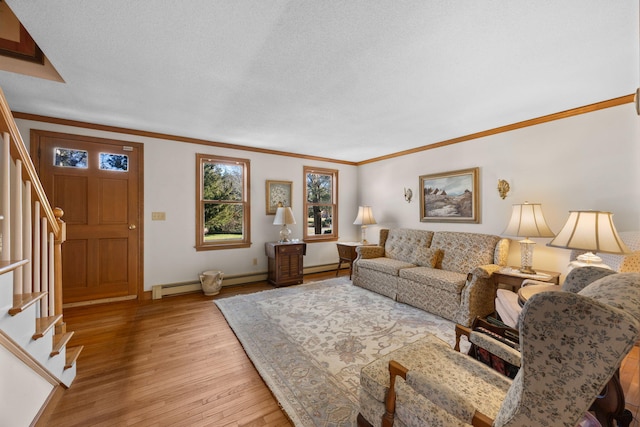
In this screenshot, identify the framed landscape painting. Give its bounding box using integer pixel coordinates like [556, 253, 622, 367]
[266, 180, 292, 214]
[419, 167, 479, 223]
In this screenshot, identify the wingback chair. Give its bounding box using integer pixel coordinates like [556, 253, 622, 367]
[357, 269, 640, 427]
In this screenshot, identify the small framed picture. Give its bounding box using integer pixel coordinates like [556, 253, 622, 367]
[419, 167, 479, 223]
[266, 180, 292, 214]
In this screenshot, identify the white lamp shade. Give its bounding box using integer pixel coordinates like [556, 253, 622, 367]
[353, 206, 376, 225]
[502, 203, 554, 238]
[548, 210, 630, 254]
[273, 206, 296, 225]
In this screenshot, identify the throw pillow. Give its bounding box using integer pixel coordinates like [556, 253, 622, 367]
[413, 247, 443, 268]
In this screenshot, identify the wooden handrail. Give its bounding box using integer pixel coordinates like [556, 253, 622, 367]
[0, 87, 59, 238]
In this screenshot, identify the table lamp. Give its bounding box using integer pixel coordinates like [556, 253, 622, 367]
[353, 206, 376, 244]
[273, 203, 296, 242]
[503, 202, 555, 274]
[547, 210, 630, 269]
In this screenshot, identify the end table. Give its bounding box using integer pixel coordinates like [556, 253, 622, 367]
[335, 242, 362, 279]
[265, 242, 306, 287]
[493, 267, 560, 292]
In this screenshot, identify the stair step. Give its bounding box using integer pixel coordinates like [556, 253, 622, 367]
[8, 292, 47, 315]
[65, 345, 83, 370]
[33, 314, 63, 339]
[51, 331, 75, 357]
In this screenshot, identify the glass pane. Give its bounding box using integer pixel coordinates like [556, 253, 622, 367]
[54, 147, 88, 168]
[306, 205, 333, 236]
[306, 173, 332, 203]
[203, 162, 243, 201]
[99, 153, 128, 171]
[204, 203, 244, 241]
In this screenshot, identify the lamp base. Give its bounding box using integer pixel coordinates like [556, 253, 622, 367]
[279, 225, 291, 243]
[567, 252, 611, 272]
[518, 238, 537, 275]
[360, 225, 368, 245]
[518, 266, 537, 275]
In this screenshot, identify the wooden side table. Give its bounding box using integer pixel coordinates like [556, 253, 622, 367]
[493, 267, 560, 292]
[265, 242, 306, 287]
[335, 242, 362, 279]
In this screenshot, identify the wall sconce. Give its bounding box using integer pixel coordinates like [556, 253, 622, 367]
[497, 179, 510, 199]
[404, 188, 413, 203]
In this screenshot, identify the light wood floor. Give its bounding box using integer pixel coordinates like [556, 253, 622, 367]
[37, 271, 639, 427]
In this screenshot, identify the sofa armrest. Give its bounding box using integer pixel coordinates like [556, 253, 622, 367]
[356, 245, 385, 259]
[470, 264, 502, 279]
[456, 265, 502, 326]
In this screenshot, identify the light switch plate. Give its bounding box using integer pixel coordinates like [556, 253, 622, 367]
[151, 212, 166, 221]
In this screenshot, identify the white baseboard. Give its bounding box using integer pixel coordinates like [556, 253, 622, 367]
[151, 263, 340, 299]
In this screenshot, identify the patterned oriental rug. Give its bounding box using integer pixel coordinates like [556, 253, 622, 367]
[214, 277, 459, 427]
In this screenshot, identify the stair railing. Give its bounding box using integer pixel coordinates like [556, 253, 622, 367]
[0, 87, 66, 331]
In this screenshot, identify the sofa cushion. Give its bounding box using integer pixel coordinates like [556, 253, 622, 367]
[431, 232, 501, 274]
[399, 267, 467, 293]
[385, 229, 434, 264]
[412, 247, 443, 268]
[357, 257, 417, 276]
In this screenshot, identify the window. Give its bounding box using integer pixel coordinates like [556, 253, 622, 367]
[303, 166, 338, 241]
[196, 154, 250, 250]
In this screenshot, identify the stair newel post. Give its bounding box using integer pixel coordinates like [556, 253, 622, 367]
[54, 207, 66, 334]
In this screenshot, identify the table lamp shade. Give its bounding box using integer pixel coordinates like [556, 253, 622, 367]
[353, 206, 376, 225]
[353, 206, 376, 244]
[273, 206, 296, 226]
[547, 210, 630, 254]
[273, 206, 295, 242]
[502, 203, 555, 238]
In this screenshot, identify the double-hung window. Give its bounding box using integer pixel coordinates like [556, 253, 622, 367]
[196, 154, 250, 250]
[303, 166, 338, 241]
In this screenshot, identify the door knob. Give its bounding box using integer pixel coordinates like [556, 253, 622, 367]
[129, 224, 136, 230]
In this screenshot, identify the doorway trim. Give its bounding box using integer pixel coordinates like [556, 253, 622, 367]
[30, 129, 144, 304]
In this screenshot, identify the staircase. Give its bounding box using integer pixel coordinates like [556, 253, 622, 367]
[0, 87, 80, 426]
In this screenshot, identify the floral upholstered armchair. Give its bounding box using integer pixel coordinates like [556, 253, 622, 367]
[358, 269, 640, 427]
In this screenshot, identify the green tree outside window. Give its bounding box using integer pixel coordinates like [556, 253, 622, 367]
[196, 154, 250, 250]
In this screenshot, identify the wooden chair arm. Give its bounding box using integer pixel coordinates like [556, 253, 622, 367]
[382, 360, 408, 427]
[455, 324, 471, 352]
[472, 411, 494, 427]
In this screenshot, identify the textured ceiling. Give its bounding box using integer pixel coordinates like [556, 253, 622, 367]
[1, 1, 638, 163]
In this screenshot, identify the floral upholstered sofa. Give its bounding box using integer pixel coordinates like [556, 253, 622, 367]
[353, 228, 510, 326]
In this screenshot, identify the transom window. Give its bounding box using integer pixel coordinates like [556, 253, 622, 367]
[196, 154, 251, 250]
[303, 166, 338, 242]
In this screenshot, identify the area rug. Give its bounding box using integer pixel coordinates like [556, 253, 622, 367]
[214, 277, 460, 427]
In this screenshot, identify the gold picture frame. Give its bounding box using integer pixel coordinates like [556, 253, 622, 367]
[266, 180, 292, 215]
[419, 167, 479, 223]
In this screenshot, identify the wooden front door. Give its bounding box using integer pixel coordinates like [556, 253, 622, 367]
[31, 130, 143, 304]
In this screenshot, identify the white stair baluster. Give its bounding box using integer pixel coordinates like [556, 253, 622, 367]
[12, 159, 23, 294]
[41, 217, 48, 316]
[1, 132, 10, 262]
[23, 180, 32, 294]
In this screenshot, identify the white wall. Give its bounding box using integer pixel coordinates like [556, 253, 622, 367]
[15, 102, 640, 289]
[358, 103, 640, 279]
[15, 120, 360, 291]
